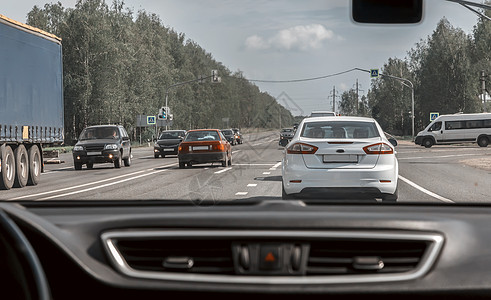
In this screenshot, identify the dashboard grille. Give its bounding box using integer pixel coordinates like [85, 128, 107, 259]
[307, 239, 427, 275]
[115, 239, 234, 274]
[102, 230, 443, 284]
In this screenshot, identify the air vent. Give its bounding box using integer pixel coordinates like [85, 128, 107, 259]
[307, 239, 427, 275]
[114, 239, 234, 274]
[101, 230, 443, 285]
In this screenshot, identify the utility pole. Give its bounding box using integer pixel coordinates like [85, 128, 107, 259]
[481, 70, 488, 112]
[332, 86, 336, 112]
[356, 79, 359, 114]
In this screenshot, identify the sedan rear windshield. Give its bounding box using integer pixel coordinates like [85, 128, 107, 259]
[185, 131, 220, 141]
[301, 121, 379, 139]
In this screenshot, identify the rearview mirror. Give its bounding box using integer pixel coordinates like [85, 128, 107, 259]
[388, 138, 398, 147]
[352, 0, 423, 24]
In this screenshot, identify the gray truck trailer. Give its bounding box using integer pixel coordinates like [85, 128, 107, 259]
[0, 14, 64, 190]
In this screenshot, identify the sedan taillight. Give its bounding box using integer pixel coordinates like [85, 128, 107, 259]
[287, 143, 318, 154]
[363, 143, 393, 154]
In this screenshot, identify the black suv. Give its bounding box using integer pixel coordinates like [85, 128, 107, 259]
[72, 125, 132, 170]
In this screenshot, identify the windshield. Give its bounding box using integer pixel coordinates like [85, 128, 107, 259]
[79, 127, 119, 140]
[1, 0, 490, 204]
[159, 131, 184, 139]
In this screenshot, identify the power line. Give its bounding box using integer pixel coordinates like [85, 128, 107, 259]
[244, 68, 361, 83]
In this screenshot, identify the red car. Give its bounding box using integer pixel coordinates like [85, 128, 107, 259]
[178, 129, 232, 168]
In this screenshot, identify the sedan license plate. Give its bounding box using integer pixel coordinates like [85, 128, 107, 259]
[164, 148, 174, 152]
[192, 146, 209, 151]
[87, 151, 101, 156]
[323, 154, 358, 163]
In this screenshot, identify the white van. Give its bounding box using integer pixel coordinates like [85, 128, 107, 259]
[415, 113, 491, 148]
[310, 110, 336, 117]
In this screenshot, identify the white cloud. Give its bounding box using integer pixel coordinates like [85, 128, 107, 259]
[245, 24, 337, 51]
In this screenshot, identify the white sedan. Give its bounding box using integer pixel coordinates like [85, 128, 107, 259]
[282, 116, 398, 201]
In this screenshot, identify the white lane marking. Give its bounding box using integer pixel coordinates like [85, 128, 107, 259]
[232, 150, 242, 154]
[43, 166, 75, 174]
[138, 155, 158, 159]
[40, 169, 168, 200]
[398, 153, 482, 160]
[272, 162, 282, 168]
[11, 163, 177, 200]
[214, 167, 232, 174]
[247, 184, 257, 187]
[398, 175, 454, 203]
[235, 192, 248, 196]
[263, 172, 271, 175]
[233, 163, 276, 166]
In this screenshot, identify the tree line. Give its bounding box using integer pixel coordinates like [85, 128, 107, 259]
[339, 9, 490, 136]
[25, 0, 295, 143]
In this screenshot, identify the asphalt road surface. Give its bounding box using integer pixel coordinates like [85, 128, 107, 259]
[2, 131, 490, 203]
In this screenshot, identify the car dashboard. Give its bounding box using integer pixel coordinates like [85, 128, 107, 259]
[1, 200, 491, 299]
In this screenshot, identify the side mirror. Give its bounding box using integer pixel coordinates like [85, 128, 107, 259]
[388, 138, 398, 147]
[123, 136, 130, 141]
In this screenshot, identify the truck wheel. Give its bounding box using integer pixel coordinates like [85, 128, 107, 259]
[477, 136, 489, 147]
[27, 146, 41, 186]
[13, 145, 29, 188]
[179, 161, 185, 169]
[0, 145, 15, 190]
[86, 162, 93, 169]
[74, 162, 82, 170]
[423, 138, 433, 148]
[154, 153, 159, 158]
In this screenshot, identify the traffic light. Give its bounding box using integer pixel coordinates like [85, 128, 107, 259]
[211, 69, 221, 83]
[158, 107, 167, 120]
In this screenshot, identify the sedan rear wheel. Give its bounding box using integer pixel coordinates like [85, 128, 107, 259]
[382, 187, 398, 202]
[281, 182, 294, 200]
[222, 153, 228, 167]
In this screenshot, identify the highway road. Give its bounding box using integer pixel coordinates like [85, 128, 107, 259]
[2, 131, 490, 203]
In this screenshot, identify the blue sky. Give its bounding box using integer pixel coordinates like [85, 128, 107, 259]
[2, 0, 482, 116]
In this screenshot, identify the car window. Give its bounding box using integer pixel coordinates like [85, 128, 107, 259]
[301, 121, 379, 139]
[159, 132, 181, 139]
[185, 131, 220, 141]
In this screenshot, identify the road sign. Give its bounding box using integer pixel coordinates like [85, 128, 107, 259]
[370, 69, 379, 78]
[430, 112, 439, 122]
[147, 116, 156, 125]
